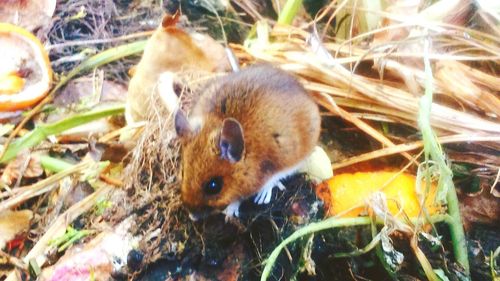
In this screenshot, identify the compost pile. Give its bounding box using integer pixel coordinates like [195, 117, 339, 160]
[0, 0, 499, 281]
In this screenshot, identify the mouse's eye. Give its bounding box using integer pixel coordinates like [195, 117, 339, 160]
[203, 176, 223, 195]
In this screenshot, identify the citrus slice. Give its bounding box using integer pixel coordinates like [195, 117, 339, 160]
[320, 172, 442, 218]
[0, 73, 25, 94]
[0, 23, 52, 111]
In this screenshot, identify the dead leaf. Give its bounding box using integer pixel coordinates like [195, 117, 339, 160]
[1, 151, 43, 186]
[54, 77, 127, 109]
[459, 189, 500, 231]
[0, 209, 33, 249]
[374, 0, 470, 44]
[62, 182, 94, 210]
[215, 244, 244, 281]
[380, 226, 404, 272]
[190, 31, 231, 72]
[99, 143, 129, 163]
[126, 17, 230, 123]
[0, 0, 56, 32]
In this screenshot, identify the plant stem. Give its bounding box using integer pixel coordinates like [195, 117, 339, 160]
[420, 38, 470, 276]
[0, 105, 124, 163]
[260, 215, 449, 281]
[245, 0, 302, 42]
[260, 217, 371, 281]
[277, 0, 303, 25]
[446, 183, 470, 274]
[333, 231, 381, 258]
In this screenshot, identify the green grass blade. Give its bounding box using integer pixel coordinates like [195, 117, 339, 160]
[0, 105, 124, 163]
[277, 0, 303, 25]
[51, 40, 147, 95]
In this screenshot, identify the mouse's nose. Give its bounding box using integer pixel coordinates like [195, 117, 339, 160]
[188, 212, 200, 221]
[184, 205, 214, 221]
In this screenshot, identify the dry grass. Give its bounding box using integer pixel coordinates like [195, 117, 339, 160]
[228, 2, 500, 171]
[234, 24, 500, 135]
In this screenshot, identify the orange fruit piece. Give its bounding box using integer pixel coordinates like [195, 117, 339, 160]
[325, 172, 441, 218]
[0, 73, 25, 95]
[0, 23, 52, 111]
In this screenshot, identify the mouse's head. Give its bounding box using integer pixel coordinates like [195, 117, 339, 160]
[175, 111, 258, 217]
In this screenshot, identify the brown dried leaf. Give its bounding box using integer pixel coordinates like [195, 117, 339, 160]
[53, 77, 127, 109]
[126, 19, 230, 123]
[62, 182, 94, 209]
[459, 189, 500, 230]
[1, 152, 43, 186]
[0, 209, 33, 249]
[0, 0, 56, 32]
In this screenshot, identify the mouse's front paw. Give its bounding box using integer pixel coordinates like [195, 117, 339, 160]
[254, 180, 285, 205]
[223, 201, 241, 220]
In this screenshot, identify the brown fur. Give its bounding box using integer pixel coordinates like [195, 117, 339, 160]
[179, 65, 321, 214]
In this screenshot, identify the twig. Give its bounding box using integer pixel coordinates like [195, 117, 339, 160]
[490, 167, 500, 195]
[0, 160, 92, 213]
[99, 174, 123, 187]
[332, 134, 500, 170]
[98, 121, 146, 142]
[46, 31, 153, 50]
[313, 91, 417, 164]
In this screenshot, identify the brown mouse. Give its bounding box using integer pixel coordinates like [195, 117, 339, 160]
[175, 64, 321, 218]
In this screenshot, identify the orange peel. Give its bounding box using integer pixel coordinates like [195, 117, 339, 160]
[0, 23, 52, 111]
[0, 73, 25, 94]
[320, 171, 442, 218]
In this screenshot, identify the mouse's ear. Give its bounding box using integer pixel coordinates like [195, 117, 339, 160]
[220, 118, 244, 163]
[174, 109, 192, 138]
